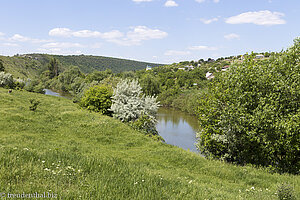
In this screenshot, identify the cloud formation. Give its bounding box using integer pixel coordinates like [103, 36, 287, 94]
[165, 0, 178, 7]
[225, 10, 286, 26]
[9, 34, 50, 43]
[200, 17, 219, 24]
[49, 26, 167, 46]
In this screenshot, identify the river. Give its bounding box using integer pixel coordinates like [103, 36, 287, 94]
[156, 107, 199, 152]
[44, 89, 199, 152]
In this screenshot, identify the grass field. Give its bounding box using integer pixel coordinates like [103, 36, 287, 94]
[0, 88, 299, 199]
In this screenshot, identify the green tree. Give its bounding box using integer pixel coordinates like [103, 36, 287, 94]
[0, 59, 4, 72]
[140, 74, 160, 96]
[196, 38, 300, 174]
[80, 85, 113, 115]
[47, 58, 59, 78]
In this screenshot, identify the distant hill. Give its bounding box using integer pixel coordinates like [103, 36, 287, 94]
[0, 54, 163, 79]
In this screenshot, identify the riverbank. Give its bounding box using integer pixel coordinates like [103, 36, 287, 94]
[0, 88, 298, 199]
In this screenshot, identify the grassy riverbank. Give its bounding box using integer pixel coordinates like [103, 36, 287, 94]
[0, 88, 299, 199]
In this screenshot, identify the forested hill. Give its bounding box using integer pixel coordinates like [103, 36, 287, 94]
[0, 54, 163, 79]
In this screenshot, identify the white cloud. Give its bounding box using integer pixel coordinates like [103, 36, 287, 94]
[188, 45, 218, 50]
[164, 0, 178, 7]
[72, 30, 102, 38]
[49, 26, 167, 46]
[200, 17, 219, 24]
[0, 32, 5, 37]
[164, 50, 191, 56]
[100, 30, 124, 40]
[224, 33, 240, 40]
[10, 34, 31, 42]
[42, 42, 84, 48]
[9, 34, 50, 43]
[49, 28, 73, 37]
[213, 0, 220, 3]
[225, 10, 286, 26]
[114, 26, 168, 46]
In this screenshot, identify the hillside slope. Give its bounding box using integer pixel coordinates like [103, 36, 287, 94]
[0, 54, 162, 79]
[0, 88, 298, 199]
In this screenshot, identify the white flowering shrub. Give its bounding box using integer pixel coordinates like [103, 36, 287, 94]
[110, 79, 159, 123]
[0, 72, 14, 88]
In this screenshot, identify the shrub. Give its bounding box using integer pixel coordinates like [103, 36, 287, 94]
[0, 72, 14, 88]
[196, 38, 300, 174]
[131, 114, 158, 136]
[29, 99, 40, 111]
[80, 85, 113, 115]
[0, 59, 4, 72]
[110, 79, 159, 122]
[24, 79, 45, 94]
[277, 183, 296, 200]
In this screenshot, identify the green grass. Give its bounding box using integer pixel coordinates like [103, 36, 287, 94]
[0, 88, 299, 199]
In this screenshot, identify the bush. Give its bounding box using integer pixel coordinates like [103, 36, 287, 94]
[24, 79, 45, 94]
[196, 38, 300, 174]
[277, 183, 296, 200]
[29, 99, 40, 111]
[0, 72, 14, 88]
[80, 85, 113, 115]
[131, 114, 158, 136]
[110, 79, 159, 122]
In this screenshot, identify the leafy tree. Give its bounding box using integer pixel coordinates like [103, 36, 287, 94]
[140, 74, 160, 96]
[80, 85, 113, 115]
[0, 59, 4, 72]
[196, 38, 300, 174]
[47, 58, 59, 78]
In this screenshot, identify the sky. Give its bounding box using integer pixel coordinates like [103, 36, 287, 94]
[0, 0, 299, 64]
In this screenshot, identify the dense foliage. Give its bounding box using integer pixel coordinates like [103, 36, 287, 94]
[80, 85, 113, 115]
[196, 38, 300, 174]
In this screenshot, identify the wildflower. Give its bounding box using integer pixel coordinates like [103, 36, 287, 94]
[188, 180, 193, 184]
[42, 161, 45, 163]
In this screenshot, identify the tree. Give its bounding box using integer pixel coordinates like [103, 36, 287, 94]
[110, 79, 159, 122]
[140, 74, 160, 96]
[196, 38, 300, 174]
[47, 58, 59, 78]
[0, 59, 4, 72]
[80, 85, 113, 115]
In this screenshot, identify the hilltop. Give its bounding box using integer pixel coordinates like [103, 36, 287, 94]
[0, 54, 163, 79]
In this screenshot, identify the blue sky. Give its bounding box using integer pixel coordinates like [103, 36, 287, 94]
[0, 0, 299, 63]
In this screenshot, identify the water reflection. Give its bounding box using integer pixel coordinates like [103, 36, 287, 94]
[156, 107, 199, 152]
[44, 89, 72, 99]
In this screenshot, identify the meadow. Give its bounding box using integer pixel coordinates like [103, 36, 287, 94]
[0, 88, 299, 199]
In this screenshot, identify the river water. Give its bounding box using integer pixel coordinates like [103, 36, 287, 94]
[156, 107, 199, 152]
[44, 89, 199, 152]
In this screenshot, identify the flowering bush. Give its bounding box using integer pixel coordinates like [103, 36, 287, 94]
[110, 79, 159, 123]
[0, 72, 14, 88]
